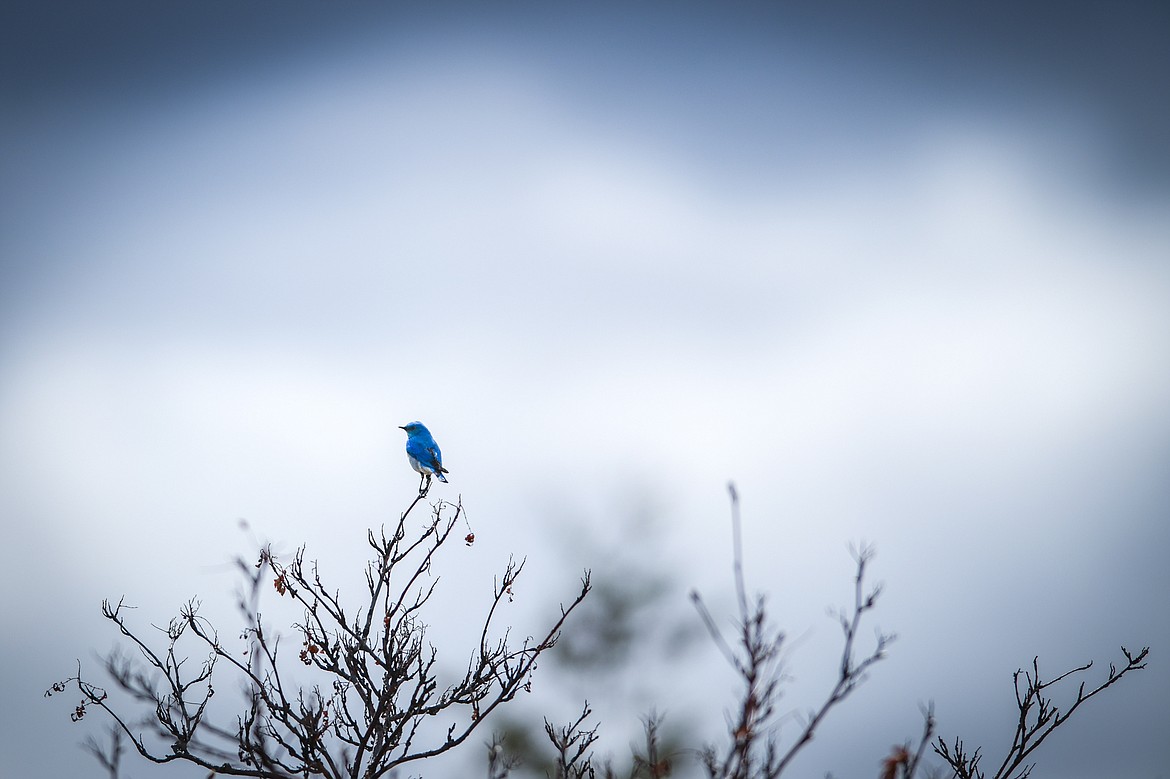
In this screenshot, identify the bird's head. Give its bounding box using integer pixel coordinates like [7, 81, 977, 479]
[399, 421, 427, 435]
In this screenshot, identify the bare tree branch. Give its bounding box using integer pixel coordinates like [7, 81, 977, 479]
[934, 646, 1150, 779]
[51, 494, 591, 779]
[692, 483, 893, 779]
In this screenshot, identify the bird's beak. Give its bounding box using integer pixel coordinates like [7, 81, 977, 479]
[398, 425, 407, 430]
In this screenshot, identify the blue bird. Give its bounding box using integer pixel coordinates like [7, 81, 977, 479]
[399, 421, 449, 494]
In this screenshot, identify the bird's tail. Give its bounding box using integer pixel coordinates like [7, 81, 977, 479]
[436, 472, 449, 483]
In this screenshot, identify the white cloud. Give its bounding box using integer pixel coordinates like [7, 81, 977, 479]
[4, 41, 1169, 779]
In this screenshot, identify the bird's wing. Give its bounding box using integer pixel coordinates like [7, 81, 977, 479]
[406, 437, 442, 468]
[405, 437, 430, 462]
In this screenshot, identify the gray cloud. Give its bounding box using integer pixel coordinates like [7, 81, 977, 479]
[3, 5, 1169, 778]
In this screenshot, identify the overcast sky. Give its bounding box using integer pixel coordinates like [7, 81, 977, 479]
[2, 3, 1169, 778]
